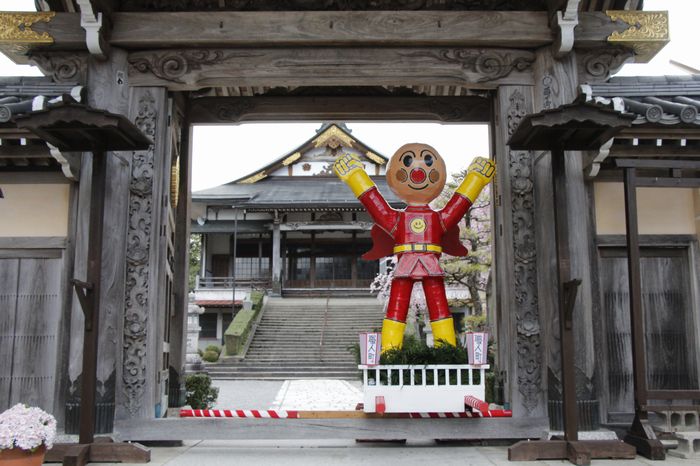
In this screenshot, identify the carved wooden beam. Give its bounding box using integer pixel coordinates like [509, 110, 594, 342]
[128, 48, 535, 90]
[3, 10, 667, 65]
[188, 95, 491, 124]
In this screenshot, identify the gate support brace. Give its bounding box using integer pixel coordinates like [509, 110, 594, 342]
[509, 439, 635, 465]
[46, 437, 150, 466]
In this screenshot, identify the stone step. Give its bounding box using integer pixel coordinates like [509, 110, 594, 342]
[211, 374, 360, 381]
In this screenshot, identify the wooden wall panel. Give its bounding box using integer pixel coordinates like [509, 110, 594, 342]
[600, 247, 699, 417]
[10, 258, 63, 411]
[0, 257, 63, 413]
[0, 259, 20, 411]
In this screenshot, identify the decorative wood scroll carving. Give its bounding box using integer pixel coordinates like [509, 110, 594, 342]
[30, 52, 89, 84]
[128, 48, 535, 90]
[123, 91, 156, 416]
[507, 89, 542, 413]
[576, 46, 634, 83]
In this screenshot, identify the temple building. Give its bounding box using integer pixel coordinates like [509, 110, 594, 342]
[190, 123, 403, 344]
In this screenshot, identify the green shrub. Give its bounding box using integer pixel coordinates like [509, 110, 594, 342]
[205, 344, 221, 355]
[202, 350, 219, 362]
[380, 335, 468, 365]
[197, 348, 203, 357]
[185, 373, 219, 409]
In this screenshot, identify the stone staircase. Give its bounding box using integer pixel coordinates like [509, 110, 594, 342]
[208, 297, 384, 380]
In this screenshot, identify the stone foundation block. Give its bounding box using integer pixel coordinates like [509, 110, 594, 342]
[668, 431, 700, 459]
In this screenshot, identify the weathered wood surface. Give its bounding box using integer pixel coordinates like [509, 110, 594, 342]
[115, 86, 169, 421]
[127, 48, 535, 90]
[0, 257, 63, 412]
[31, 11, 630, 50]
[492, 84, 545, 417]
[0, 237, 66, 249]
[169, 97, 190, 386]
[189, 96, 490, 124]
[599, 247, 698, 417]
[87, 50, 132, 411]
[114, 417, 548, 441]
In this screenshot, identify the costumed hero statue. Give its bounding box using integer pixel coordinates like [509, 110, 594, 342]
[334, 143, 495, 352]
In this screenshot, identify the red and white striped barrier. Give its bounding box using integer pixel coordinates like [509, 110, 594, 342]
[179, 407, 511, 419]
[464, 395, 489, 414]
[180, 409, 299, 418]
[408, 409, 512, 418]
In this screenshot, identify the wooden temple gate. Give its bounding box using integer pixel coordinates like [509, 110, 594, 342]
[0, 0, 678, 449]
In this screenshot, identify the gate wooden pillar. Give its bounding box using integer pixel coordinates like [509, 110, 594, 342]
[493, 84, 546, 417]
[530, 50, 600, 420]
[114, 85, 174, 421]
[65, 50, 133, 433]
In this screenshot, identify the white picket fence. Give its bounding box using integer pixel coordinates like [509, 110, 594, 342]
[359, 364, 490, 413]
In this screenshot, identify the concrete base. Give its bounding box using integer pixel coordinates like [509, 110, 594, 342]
[668, 431, 700, 459]
[546, 429, 619, 441]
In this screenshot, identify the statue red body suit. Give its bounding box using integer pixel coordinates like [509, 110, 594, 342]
[334, 143, 495, 352]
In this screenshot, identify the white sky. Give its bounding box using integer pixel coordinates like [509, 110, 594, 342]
[0, 0, 696, 190]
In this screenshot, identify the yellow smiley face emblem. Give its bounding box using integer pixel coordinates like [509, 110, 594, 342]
[410, 218, 427, 234]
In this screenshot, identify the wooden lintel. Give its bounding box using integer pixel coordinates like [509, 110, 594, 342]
[189, 95, 490, 124]
[128, 47, 535, 90]
[28, 11, 636, 50]
[29, 11, 549, 50]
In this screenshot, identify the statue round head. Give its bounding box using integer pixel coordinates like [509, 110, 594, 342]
[386, 143, 446, 205]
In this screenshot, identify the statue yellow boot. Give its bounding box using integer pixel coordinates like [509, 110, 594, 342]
[431, 317, 457, 347]
[381, 318, 406, 354]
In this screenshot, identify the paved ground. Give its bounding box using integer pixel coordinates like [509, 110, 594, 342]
[81, 380, 698, 464]
[92, 439, 695, 465]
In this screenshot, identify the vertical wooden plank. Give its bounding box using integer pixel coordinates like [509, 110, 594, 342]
[493, 84, 545, 416]
[169, 96, 191, 405]
[0, 259, 19, 411]
[623, 168, 648, 415]
[599, 252, 634, 416]
[11, 258, 62, 412]
[87, 50, 131, 432]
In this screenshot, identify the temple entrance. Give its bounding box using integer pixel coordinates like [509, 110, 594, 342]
[285, 235, 377, 290]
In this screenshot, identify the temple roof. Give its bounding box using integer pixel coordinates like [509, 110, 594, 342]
[586, 76, 700, 128]
[0, 77, 85, 176]
[194, 176, 404, 210]
[231, 122, 387, 184]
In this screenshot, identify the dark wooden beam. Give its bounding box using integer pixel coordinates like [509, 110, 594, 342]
[31, 11, 551, 49]
[188, 96, 490, 124]
[128, 47, 535, 90]
[615, 158, 700, 170]
[0, 145, 51, 158]
[610, 146, 700, 158]
[28, 11, 630, 51]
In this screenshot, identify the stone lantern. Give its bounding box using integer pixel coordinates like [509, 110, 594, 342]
[185, 293, 205, 372]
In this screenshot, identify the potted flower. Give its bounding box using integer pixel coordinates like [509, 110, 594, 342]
[0, 404, 56, 466]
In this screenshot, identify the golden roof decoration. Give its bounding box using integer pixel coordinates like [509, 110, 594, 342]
[282, 152, 301, 166]
[0, 12, 55, 45]
[313, 125, 355, 149]
[239, 171, 267, 184]
[365, 151, 386, 165]
[606, 10, 669, 64]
